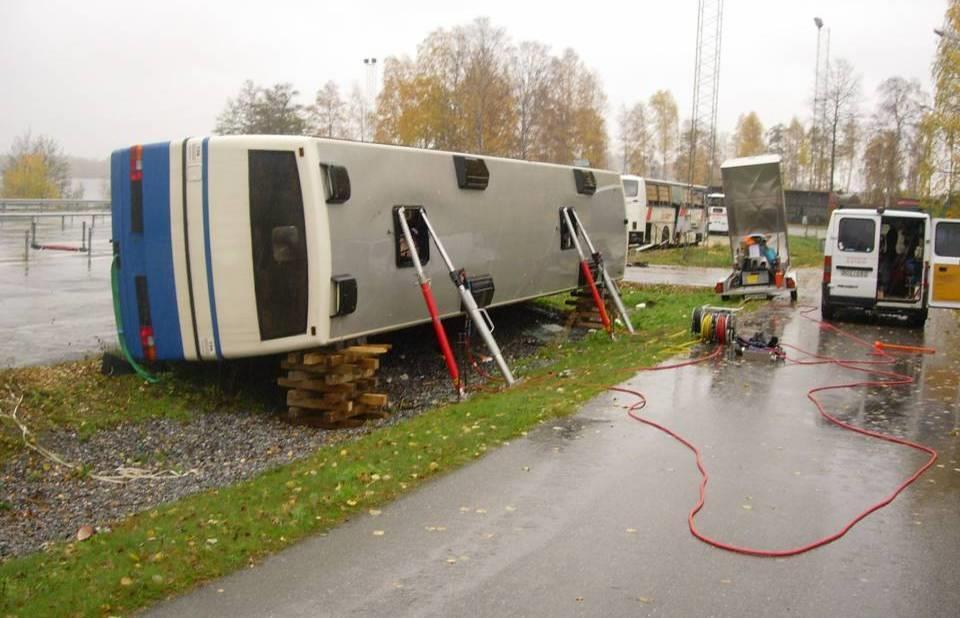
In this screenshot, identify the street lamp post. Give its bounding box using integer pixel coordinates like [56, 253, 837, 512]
[362, 58, 378, 142]
[812, 17, 823, 191]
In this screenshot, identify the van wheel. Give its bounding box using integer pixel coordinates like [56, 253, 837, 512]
[790, 290, 798, 303]
[821, 300, 836, 321]
[908, 308, 928, 328]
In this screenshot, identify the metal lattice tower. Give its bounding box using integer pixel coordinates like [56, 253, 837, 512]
[687, 0, 724, 187]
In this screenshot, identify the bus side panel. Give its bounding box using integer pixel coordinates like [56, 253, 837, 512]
[111, 148, 141, 358]
[141, 143, 184, 360]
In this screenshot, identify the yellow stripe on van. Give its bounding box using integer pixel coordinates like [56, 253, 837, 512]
[932, 264, 960, 302]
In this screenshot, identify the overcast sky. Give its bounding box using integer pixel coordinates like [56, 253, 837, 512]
[0, 0, 948, 162]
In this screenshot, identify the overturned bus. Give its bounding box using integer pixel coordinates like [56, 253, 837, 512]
[111, 136, 628, 361]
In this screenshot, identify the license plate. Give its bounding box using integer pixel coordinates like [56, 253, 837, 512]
[745, 273, 760, 284]
[839, 268, 869, 278]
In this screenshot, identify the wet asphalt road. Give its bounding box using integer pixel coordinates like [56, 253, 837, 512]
[0, 216, 114, 367]
[149, 281, 960, 617]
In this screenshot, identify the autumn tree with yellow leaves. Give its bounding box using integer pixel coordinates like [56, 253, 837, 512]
[375, 18, 608, 167]
[918, 0, 960, 215]
[1, 131, 78, 199]
[731, 112, 766, 158]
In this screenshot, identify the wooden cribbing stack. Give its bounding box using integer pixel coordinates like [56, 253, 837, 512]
[279, 344, 392, 428]
[564, 289, 616, 331]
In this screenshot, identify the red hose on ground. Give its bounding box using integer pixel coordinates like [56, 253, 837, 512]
[419, 281, 460, 391]
[613, 307, 938, 557]
[580, 260, 612, 335]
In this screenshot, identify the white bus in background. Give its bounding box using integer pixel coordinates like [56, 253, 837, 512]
[621, 175, 645, 246]
[621, 175, 707, 247]
[707, 193, 728, 234]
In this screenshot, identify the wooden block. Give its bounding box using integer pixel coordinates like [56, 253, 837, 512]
[281, 361, 329, 374]
[285, 370, 313, 381]
[322, 391, 349, 403]
[330, 364, 357, 376]
[358, 358, 380, 371]
[326, 354, 345, 367]
[344, 344, 391, 357]
[325, 382, 358, 395]
[279, 377, 333, 392]
[302, 352, 329, 366]
[287, 390, 354, 412]
[286, 352, 302, 364]
[324, 373, 353, 385]
[358, 393, 388, 408]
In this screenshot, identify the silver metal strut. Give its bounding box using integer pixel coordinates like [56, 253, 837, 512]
[418, 210, 517, 386]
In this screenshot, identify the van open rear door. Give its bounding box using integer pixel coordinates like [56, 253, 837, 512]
[929, 218, 960, 309]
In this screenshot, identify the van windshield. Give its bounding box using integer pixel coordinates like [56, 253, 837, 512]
[838, 218, 875, 252]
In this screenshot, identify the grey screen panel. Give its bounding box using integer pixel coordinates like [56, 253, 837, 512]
[721, 159, 788, 239]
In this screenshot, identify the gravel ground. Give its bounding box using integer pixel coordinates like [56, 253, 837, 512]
[0, 302, 568, 558]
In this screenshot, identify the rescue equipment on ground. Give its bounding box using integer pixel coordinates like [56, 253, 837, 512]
[690, 305, 737, 345]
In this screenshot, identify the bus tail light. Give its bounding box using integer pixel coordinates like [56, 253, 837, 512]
[130, 145, 144, 233]
[140, 326, 157, 362]
[129, 144, 143, 181]
[134, 275, 155, 361]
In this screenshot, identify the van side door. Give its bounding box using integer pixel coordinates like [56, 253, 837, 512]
[831, 214, 881, 300]
[928, 218, 960, 309]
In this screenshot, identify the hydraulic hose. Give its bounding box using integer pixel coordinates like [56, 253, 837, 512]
[614, 306, 938, 557]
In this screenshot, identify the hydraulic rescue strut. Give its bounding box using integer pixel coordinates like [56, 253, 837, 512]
[566, 208, 634, 334]
[395, 207, 461, 394]
[560, 207, 614, 338]
[419, 210, 516, 386]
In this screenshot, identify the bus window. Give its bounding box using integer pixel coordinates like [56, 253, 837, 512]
[249, 150, 309, 340]
[623, 179, 639, 198]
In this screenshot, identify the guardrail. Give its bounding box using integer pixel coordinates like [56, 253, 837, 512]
[0, 198, 111, 213]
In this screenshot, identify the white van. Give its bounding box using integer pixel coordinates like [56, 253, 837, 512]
[821, 208, 960, 326]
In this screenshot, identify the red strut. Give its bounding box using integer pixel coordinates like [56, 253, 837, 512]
[419, 281, 460, 390]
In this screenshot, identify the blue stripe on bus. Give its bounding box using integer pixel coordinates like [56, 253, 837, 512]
[201, 137, 223, 359]
[111, 143, 185, 361]
[141, 142, 183, 360]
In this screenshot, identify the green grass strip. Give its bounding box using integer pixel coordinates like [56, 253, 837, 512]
[0, 285, 732, 617]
